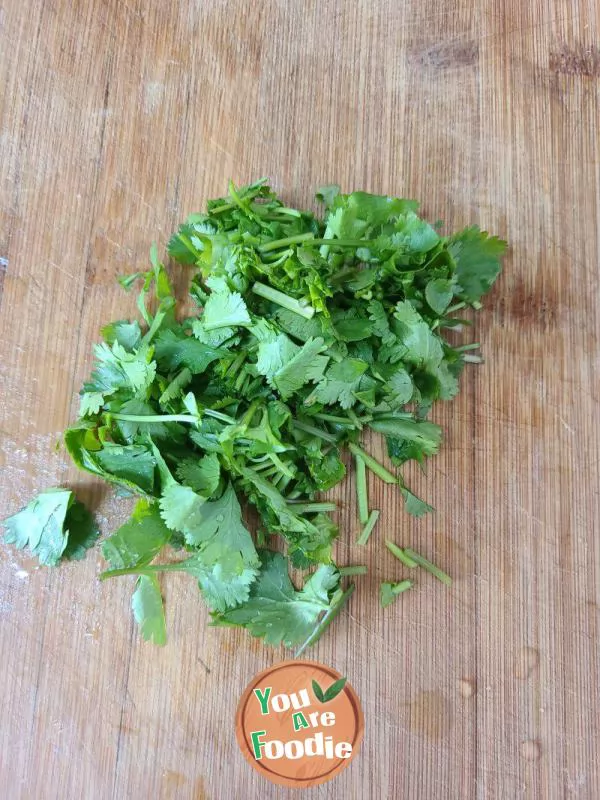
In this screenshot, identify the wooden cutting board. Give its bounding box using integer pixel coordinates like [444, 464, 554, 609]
[0, 1, 598, 797]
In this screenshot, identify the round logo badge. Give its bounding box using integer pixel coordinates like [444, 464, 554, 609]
[235, 660, 364, 788]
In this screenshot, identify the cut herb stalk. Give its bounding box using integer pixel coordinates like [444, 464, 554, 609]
[286, 501, 337, 513]
[251, 281, 315, 319]
[338, 565, 367, 576]
[355, 454, 369, 525]
[356, 509, 380, 546]
[348, 443, 397, 484]
[385, 540, 419, 568]
[404, 548, 452, 586]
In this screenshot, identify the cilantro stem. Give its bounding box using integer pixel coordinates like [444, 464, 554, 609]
[251, 282, 316, 319]
[446, 302, 466, 314]
[141, 303, 172, 346]
[403, 548, 452, 586]
[100, 562, 188, 580]
[275, 474, 292, 492]
[258, 234, 371, 253]
[385, 540, 418, 568]
[347, 443, 397, 484]
[203, 319, 249, 332]
[346, 408, 362, 429]
[286, 501, 337, 513]
[234, 368, 248, 393]
[295, 583, 356, 657]
[391, 579, 413, 595]
[312, 238, 371, 247]
[250, 454, 273, 467]
[174, 232, 198, 259]
[209, 178, 268, 214]
[260, 248, 293, 266]
[239, 398, 261, 427]
[463, 354, 483, 363]
[268, 452, 295, 479]
[257, 232, 316, 252]
[257, 464, 279, 479]
[356, 509, 380, 546]
[274, 206, 302, 218]
[108, 408, 235, 425]
[338, 565, 367, 576]
[225, 352, 246, 378]
[313, 412, 356, 426]
[454, 342, 480, 352]
[292, 420, 338, 443]
[109, 412, 198, 424]
[208, 201, 236, 214]
[355, 455, 369, 525]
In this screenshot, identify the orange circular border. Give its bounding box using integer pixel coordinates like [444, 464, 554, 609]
[235, 660, 364, 788]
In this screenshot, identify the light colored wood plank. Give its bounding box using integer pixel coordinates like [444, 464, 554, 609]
[0, 1, 598, 798]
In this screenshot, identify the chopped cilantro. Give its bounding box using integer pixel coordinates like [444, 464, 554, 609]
[2, 180, 504, 648]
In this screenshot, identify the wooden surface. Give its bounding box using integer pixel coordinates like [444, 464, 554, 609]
[0, 1, 599, 798]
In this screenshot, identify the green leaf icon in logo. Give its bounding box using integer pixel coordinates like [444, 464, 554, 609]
[312, 676, 348, 704]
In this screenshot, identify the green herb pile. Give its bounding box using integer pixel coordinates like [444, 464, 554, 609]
[2, 179, 506, 651]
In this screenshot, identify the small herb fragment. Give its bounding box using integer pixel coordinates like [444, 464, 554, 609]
[385, 540, 419, 569]
[356, 509, 380, 546]
[380, 580, 413, 608]
[403, 548, 452, 586]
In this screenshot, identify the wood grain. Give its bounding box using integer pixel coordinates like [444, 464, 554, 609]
[1, 1, 598, 798]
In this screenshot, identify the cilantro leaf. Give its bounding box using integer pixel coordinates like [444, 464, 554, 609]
[3, 489, 98, 566]
[157, 482, 259, 607]
[210, 550, 341, 648]
[201, 285, 251, 330]
[159, 483, 206, 531]
[93, 444, 157, 494]
[175, 453, 220, 496]
[307, 449, 346, 491]
[102, 499, 171, 569]
[425, 278, 454, 315]
[61, 500, 101, 561]
[399, 484, 434, 517]
[275, 308, 327, 343]
[255, 332, 329, 400]
[447, 226, 507, 303]
[101, 319, 142, 351]
[310, 358, 368, 409]
[331, 310, 374, 342]
[65, 426, 157, 495]
[392, 301, 444, 369]
[132, 575, 167, 645]
[159, 367, 192, 405]
[368, 299, 395, 344]
[369, 416, 442, 457]
[84, 341, 156, 398]
[79, 391, 104, 418]
[154, 329, 224, 374]
[378, 364, 414, 407]
[178, 483, 259, 574]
